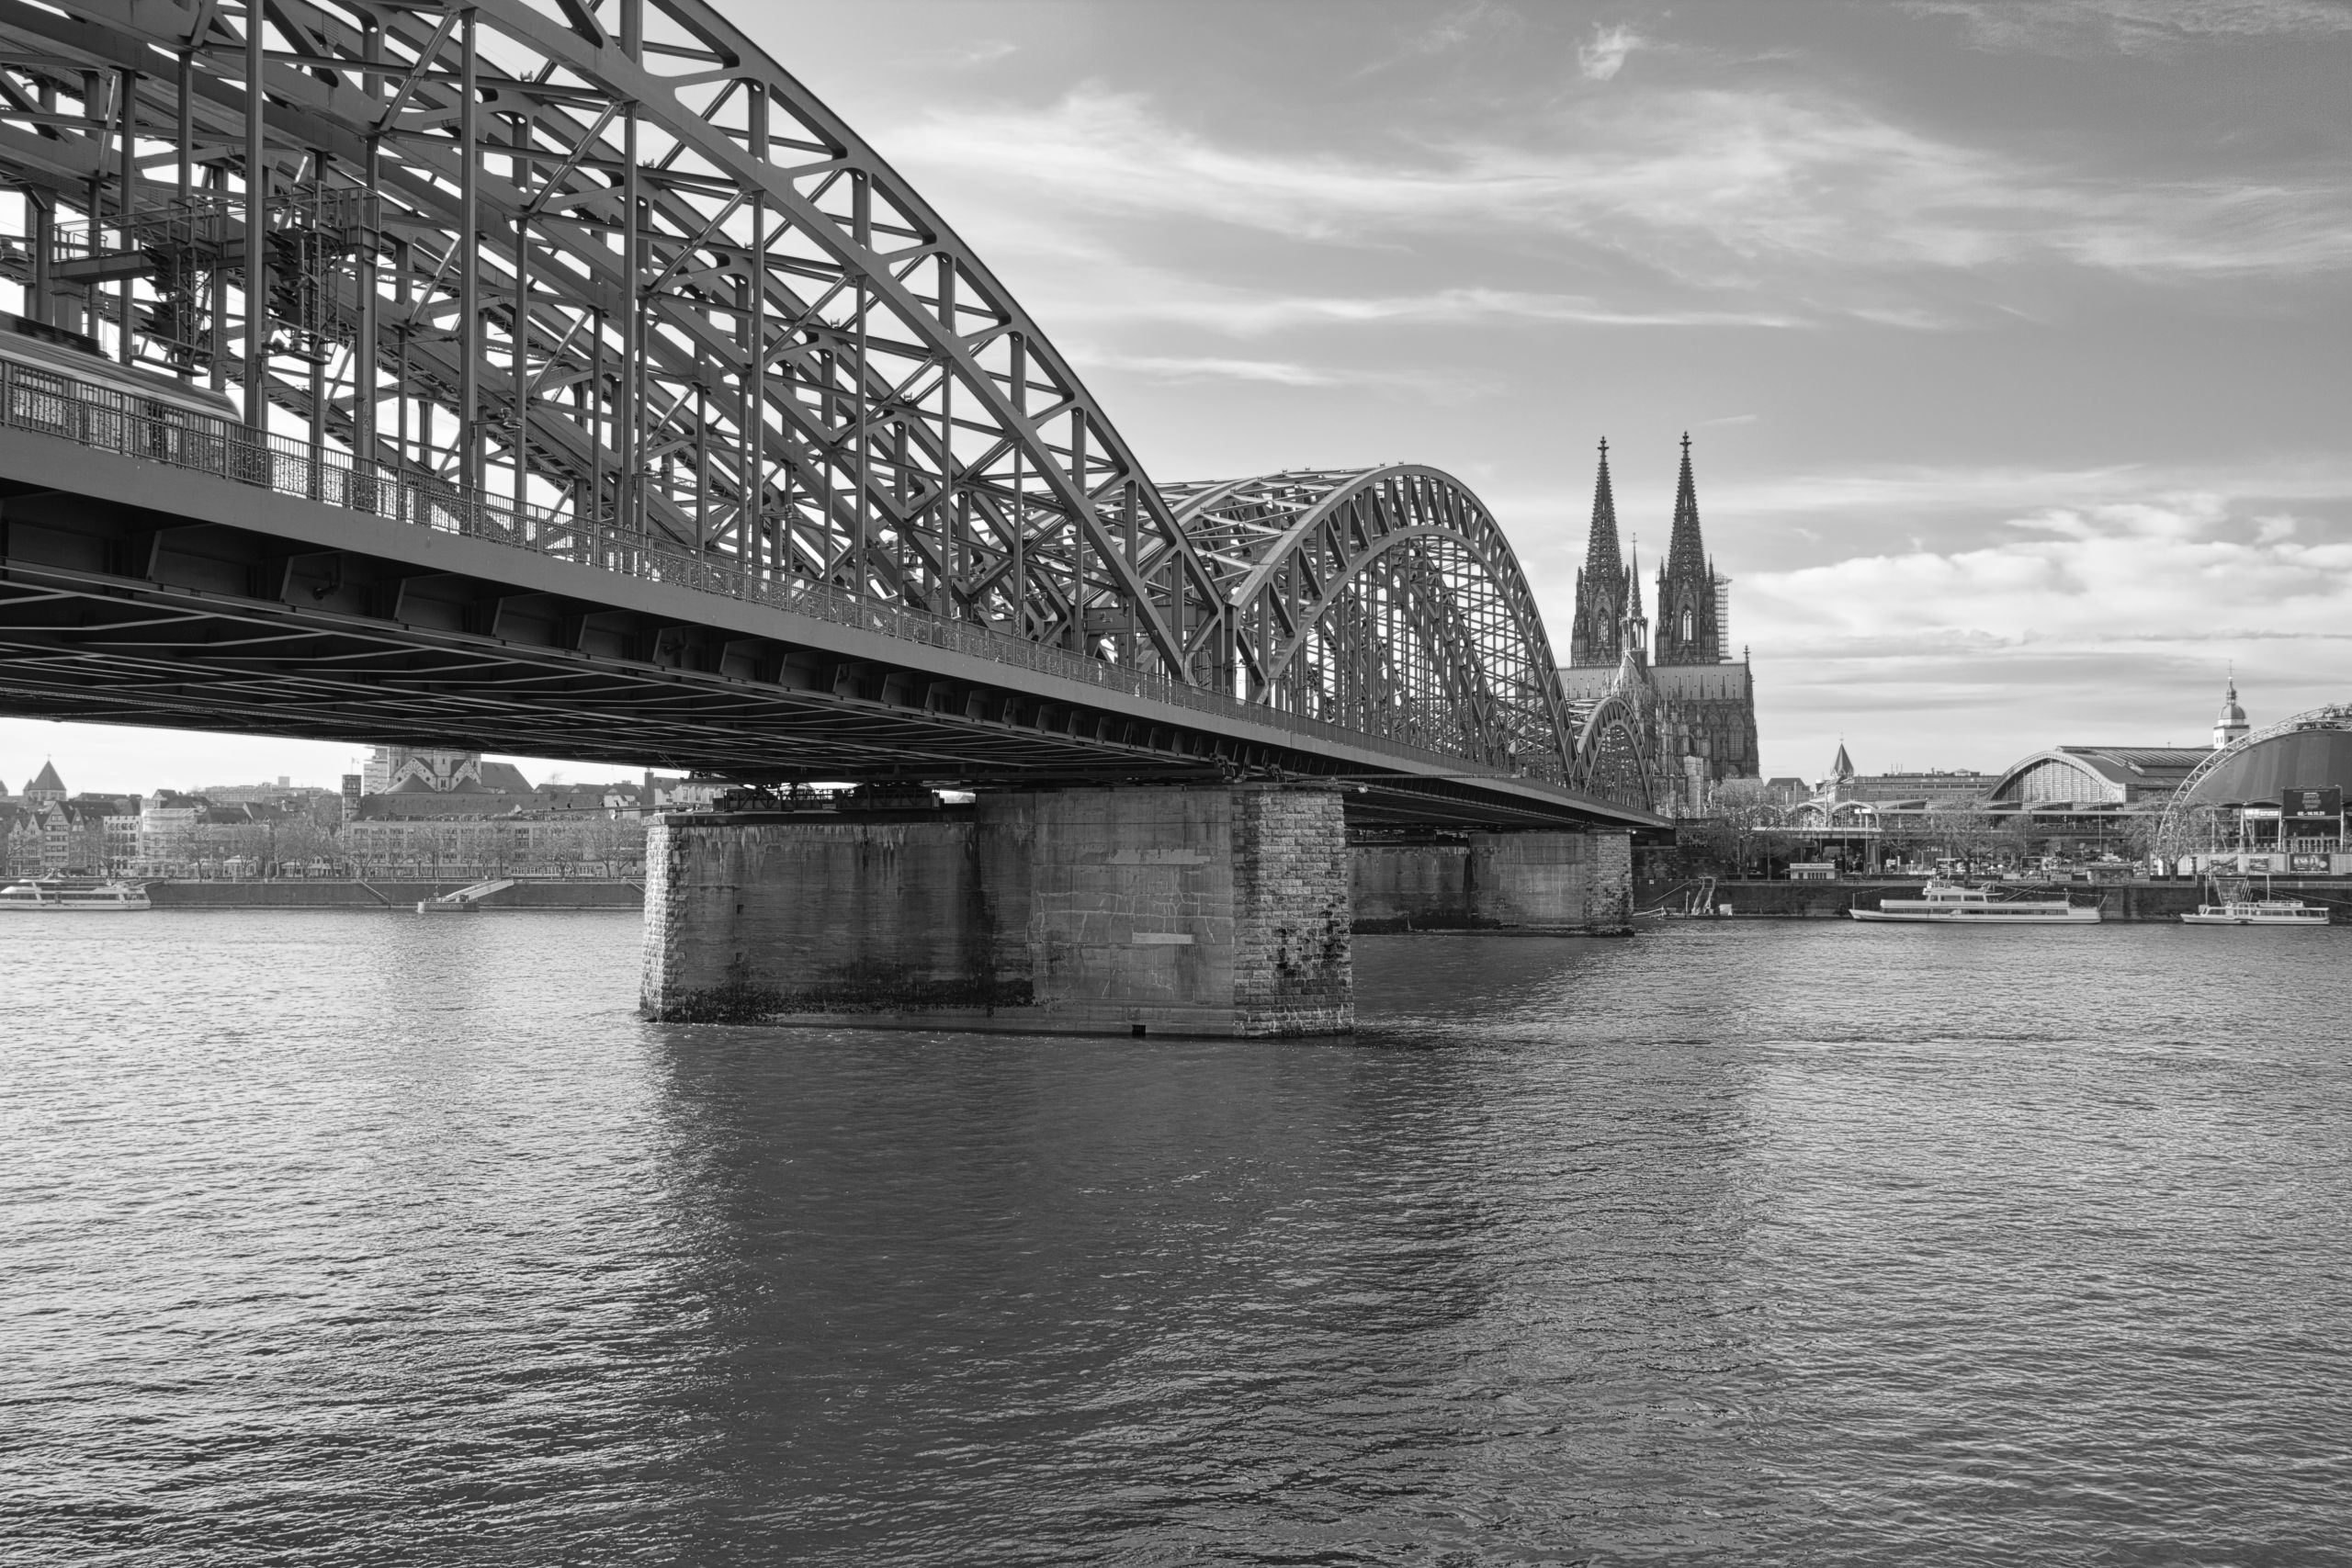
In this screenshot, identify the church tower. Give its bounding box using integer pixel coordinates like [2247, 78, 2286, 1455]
[23, 760, 66, 805]
[1654, 434, 1724, 666]
[1623, 541, 1648, 668]
[1566, 440, 1627, 668]
[2211, 675, 2249, 750]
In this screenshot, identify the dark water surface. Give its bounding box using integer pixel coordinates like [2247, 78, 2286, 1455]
[4, 912, 2349, 1564]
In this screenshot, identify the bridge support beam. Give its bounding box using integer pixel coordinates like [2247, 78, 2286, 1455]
[1352, 829, 1634, 935]
[639, 784, 1351, 1037]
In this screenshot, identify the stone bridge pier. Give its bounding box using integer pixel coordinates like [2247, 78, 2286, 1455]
[639, 789, 1635, 1037]
[639, 784, 1354, 1037]
[1352, 829, 1635, 936]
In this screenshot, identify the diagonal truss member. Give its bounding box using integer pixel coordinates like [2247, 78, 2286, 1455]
[0, 0, 1600, 791]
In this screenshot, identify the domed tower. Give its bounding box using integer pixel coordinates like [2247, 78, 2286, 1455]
[2211, 675, 2249, 750]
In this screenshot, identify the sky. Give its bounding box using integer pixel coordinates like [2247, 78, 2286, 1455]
[6, 0, 2347, 795]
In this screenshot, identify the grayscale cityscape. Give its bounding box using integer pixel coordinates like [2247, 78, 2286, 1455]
[1, 2, 2345, 1562]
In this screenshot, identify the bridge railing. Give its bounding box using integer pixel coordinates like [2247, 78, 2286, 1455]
[0, 359, 1553, 783]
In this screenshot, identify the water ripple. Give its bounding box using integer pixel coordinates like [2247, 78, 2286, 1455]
[3, 914, 2348, 1563]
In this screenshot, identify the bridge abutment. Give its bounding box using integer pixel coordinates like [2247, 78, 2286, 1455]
[1352, 829, 1634, 934]
[639, 784, 1351, 1037]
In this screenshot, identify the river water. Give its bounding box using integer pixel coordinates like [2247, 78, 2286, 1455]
[3, 911, 2347, 1564]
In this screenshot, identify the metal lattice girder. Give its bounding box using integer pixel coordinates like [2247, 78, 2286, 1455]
[0, 1, 1632, 809]
[0, 0, 1231, 685]
[1569, 690, 1652, 811]
[1164, 465, 1576, 782]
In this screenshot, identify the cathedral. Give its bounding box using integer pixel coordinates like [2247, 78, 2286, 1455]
[1556, 436, 1760, 814]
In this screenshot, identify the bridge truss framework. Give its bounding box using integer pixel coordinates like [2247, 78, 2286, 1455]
[0, 0, 1655, 824]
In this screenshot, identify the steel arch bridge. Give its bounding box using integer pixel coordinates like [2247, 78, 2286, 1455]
[1162, 467, 1573, 782]
[0, 0, 1656, 829]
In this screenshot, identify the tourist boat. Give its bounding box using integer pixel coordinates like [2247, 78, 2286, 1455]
[1849, 880, 2100, 924]
[2180, 875, 2332, 928]
[0, 878, 153, 911]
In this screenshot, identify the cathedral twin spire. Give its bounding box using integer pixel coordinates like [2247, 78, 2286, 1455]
[1567, 434, 1724, 670]
[1657, 434, 1723, 666]
[1566, 439, 1629, 667]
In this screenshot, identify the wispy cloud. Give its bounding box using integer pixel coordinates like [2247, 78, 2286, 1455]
[1745, 492, 2352, 656]
[1073, 347, 1498, 400]
[1703, 459, 2352, 524]
[951, 39, 1018, 68]
[1735, 479, 2352, 766]
[907, 38, 1018, 69]
[1074, 352, 1355, 388]
[1056, 284, 1803, 334]
[1350, 0, 1521, 79]
[1577, 23, 1645, 81]
[888, 87, 2352, 287]
[1905, 0, 2352, 56]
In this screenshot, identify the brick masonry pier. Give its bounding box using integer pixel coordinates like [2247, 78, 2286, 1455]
[639, 784, 1352, 1037]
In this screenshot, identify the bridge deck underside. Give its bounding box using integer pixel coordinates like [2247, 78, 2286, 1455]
[0, 442, 1655, 832]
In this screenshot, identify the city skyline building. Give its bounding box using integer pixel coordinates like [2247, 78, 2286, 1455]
[361, 747, 535, 796]
[22, 760, 66, 805]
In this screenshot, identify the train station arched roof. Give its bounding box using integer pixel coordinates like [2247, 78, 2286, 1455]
[1985, 745, 2208, 809]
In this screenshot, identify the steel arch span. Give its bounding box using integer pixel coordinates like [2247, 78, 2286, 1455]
[1568, 692, 1654, 812]
[0, 0, 1227, 674]
[1163, 467, 1574, 784]
[0, 0, 1651, 826]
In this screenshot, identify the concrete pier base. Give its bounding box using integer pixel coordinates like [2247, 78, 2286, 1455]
[639, 784, 1351, 1037]
[1353, 829, 1634, 934]
[638, 807, 1006, 1021]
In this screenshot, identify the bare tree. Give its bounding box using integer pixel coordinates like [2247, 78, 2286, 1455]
[1674, 780, 1776, 878]
[1917, 807, 2006, 876]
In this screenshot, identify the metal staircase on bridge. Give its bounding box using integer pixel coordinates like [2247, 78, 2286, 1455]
[414, 877, 515, 914]
[1636, 876, 1724, 919]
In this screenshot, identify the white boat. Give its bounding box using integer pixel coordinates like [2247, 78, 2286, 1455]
[2182, 900, 2330, 927]
[1850, 880, 2100, 924]
[0, 878, 153, 911]
[2181, 875, 2331, 927]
